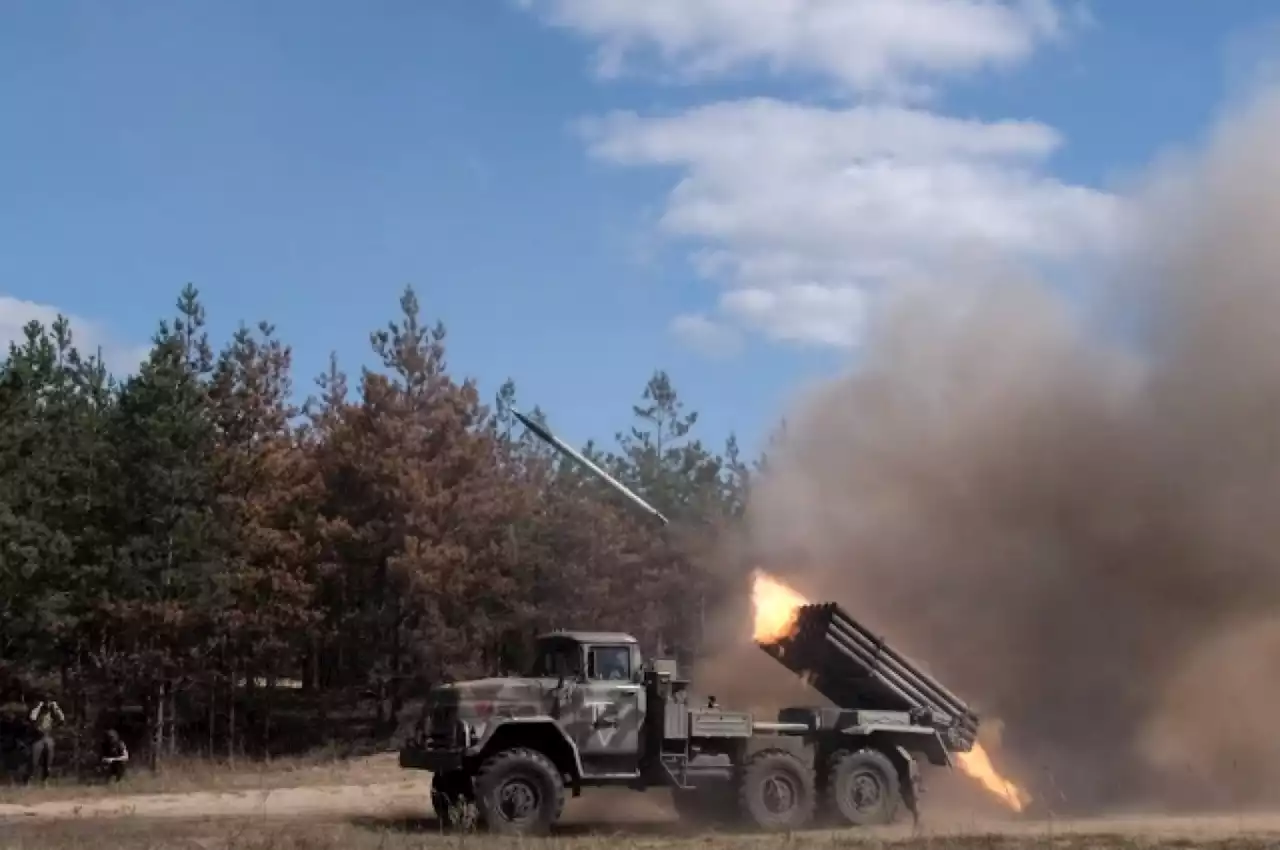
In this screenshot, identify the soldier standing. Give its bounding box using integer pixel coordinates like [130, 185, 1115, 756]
[27, 697, 64, 783]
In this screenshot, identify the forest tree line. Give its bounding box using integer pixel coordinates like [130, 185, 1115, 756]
[0, 284, 760, 773]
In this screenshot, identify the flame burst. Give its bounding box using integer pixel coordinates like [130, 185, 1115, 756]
[956, 743, 1032, 811]
[749, 568, 1030, 812]
[751, 569, 808, 643]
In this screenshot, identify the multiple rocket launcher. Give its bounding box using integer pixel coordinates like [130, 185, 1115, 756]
[760, 602, 979, 753]
[510, 406, 981, 756]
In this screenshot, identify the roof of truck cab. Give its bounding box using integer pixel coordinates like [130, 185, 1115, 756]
[537, 630, 639, 645]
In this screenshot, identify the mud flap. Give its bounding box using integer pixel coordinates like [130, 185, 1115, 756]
[894, 746, 922, 824]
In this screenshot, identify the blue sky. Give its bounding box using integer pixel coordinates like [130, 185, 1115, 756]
[2, 1, 1279, 456]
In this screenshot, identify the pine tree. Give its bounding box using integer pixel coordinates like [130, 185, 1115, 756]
[208, 320, 321, 755]
[0, 318, 117, 678]
[107, 285, 221, 765]
[604, 371, 738, 657]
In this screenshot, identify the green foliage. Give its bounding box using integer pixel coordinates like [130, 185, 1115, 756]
[0, 283, 759, 763]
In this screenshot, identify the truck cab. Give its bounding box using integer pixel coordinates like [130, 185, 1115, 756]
[531, 631, 648, 777]
[400, 630, 650, 792]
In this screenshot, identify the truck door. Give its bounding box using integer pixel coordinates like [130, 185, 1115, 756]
[576, 644, 644, 775]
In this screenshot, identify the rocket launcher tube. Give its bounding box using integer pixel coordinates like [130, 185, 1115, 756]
[763, 602, 979, 752]
[824, 613, 978, 731]
[790, 628, 964, 730]
[823, 607, 975, 722]
[818, 607, 980, 739]
[818, 629, 956, 720]
[797, 636, 978, 751]
[820, 624, 978, 743]
[510, 408, 670, 526]
[800, 602, 977, 726]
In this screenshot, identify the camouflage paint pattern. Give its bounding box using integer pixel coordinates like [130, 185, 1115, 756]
[417, 635, 648, 776]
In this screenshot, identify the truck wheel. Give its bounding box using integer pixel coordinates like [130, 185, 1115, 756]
[737, 749, 817, 832]
[824, 748, 900, 826]
[431, 770, 477, 830]
[473, 748, 565, 836]
[671, 783, 737, 828]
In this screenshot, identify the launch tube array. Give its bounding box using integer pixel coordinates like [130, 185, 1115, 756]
[769, 602, 979, 751]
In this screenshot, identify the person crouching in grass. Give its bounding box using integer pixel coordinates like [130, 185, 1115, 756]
[99, 729, 128, 782]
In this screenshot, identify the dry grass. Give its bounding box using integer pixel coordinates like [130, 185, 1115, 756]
[0, 817, 1276, 850]
[2, 760, 1280, 850]
[0, 751, 403, 804]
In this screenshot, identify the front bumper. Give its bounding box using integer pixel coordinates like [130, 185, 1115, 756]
[399, 743, 465, 773]
[401, 711, 480, 773]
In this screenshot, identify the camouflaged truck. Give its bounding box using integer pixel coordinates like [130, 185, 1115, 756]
[396, 408, 981, 835]
[398, 613, 979, 836]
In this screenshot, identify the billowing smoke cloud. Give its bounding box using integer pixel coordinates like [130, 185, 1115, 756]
[735, 88, 1280, 813]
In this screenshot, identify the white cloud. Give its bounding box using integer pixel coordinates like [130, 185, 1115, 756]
[723, 284, 868, 349]
[582, 99, 1125, 348]
[520, 0, 1117, 352]
[0, 296, 148, 376]
[669, 312, 742, 357]
[522, 0, 1067, 99]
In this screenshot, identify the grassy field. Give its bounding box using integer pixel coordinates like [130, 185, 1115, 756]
[0, 751, 404, 804]
[2, 756, 1280, 850]
[2, 817, 1278, 850]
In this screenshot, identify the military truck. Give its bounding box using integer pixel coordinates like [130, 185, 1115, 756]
[396, 409, 981, 835]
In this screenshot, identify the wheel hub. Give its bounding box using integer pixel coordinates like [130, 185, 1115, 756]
[850, 771, 883, 810]
[762, 774, 798, 815]
[498, 778, 541, 823]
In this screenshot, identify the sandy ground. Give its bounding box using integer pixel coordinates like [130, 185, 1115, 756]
[2, 762, 1279, 842]
[0, 777, 434, 823]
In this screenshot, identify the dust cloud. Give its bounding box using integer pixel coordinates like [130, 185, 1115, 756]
[727, 88, 1280, 813]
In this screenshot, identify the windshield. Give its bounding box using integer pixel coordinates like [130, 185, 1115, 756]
[529, 639, 582, 678]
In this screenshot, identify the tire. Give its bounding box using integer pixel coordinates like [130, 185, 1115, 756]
[473, 748, 566, 836]
[431, 770, 477, 830]
[823, 748, 901, 826]
[671, 782, 738, 828]
[736, 749, 817, 832]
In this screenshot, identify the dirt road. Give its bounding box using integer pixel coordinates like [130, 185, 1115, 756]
[0, 777, 435, 824]
[3, 774, 1280, 842]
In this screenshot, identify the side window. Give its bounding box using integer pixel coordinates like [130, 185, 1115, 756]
[587, 646, 632, 681]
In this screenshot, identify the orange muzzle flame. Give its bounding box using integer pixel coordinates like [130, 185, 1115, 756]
[956, 744, 1031, 811]
[749, 568, 1031, 812]
[751, 569, 809, 643]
